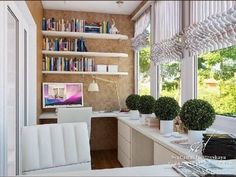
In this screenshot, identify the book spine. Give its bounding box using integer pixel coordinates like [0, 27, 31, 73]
[42, 17, 47, 30]
[62, 57, 65, 71]
[42, 57, 46, 71]
[50, 57, 54, 71]
[61, 19, 65, 31]
[75, 39, 77, 52]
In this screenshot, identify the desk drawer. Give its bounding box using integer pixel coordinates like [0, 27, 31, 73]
[118, 147, 131, 167]
[118, 134, 131, 158]
[118, 120, 131, 142]
[154, 142, 184, 165]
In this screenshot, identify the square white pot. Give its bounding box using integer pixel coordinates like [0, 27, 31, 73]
[160, 120, 173, 134]
[129, 110, 139, 120]
[188, 130, 204, 144]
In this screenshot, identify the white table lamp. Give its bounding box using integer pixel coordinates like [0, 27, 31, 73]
[88, 80, 99, 92]
[88, 77, 121, 110]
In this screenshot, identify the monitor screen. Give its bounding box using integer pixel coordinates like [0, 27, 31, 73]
[43, 83, 83, 108]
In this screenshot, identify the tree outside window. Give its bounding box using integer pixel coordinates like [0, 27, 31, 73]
[197, 45, 236, 117]
[160, 61, 181, 104]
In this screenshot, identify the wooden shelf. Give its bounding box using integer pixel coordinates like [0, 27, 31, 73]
[42, 31, 128, 40]
[42, 71, 128, 76]
[42, 50, 128, 58]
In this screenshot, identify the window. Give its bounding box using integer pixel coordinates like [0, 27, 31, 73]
[160, 61, 181, 104]
[197, 46, 236, 117]
[138, 25, 150, 95]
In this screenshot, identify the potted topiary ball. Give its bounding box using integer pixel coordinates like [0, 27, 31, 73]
[126, 94, 140, 120]
[154, 96, 180, 134]
[180, 99, 215, 144]
[138, 95, 155, 124]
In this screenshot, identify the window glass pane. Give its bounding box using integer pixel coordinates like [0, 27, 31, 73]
[139, 47, 150, 95]
[138, 25, 150, 95]
[160, 61, 181, 104]
[197, 46, 236, 117]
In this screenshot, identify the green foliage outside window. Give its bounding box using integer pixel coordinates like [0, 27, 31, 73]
[139, 47, 151, 95]
[160, 62, 181, 104]
[197, 46, 236, 117]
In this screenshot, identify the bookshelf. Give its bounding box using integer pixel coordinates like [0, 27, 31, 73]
[42, 71, 128, 76]
[42, 31, 129, 40]
[42, 50, 128, 58]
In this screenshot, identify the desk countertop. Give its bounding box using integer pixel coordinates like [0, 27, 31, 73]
[39, 111, 130, 119]
[36, 160, 236, 176]
[38, 164, 180, 176]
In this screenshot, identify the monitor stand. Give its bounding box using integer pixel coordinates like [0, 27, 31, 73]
[55, 108, 58, 115]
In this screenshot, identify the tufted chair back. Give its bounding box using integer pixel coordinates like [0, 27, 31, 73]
[21, 122, 91, 174]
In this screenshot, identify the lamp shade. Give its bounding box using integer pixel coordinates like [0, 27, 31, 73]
[88, 80, 99, 92]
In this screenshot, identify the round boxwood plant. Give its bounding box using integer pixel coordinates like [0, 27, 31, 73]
[180, 99, 215, 130]
[154, 96, 180, 120]
[138, 95, 155, 114]
[125, 94, 140, 110]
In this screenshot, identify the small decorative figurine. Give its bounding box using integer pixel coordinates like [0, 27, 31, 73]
[109, 18, 119, 34]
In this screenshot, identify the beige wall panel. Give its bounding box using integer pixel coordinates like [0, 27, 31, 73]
[43, 10, 134, 111]
[26, 1, 43, 119]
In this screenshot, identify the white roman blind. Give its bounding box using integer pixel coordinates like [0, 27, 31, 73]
[131, 9, 150, 51]
[191, 1, 235, 24]
[151, 1, 183, 64]
[185, 1, 236, 55]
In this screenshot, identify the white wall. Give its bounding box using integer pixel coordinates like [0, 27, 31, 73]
[0, 1, 37, 175]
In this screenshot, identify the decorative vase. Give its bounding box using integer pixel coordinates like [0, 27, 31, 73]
[160, 120, 173, 134]
[188, 130, 204, 144]
[140, 114, 152, 125]
[129, 110, 139, 120]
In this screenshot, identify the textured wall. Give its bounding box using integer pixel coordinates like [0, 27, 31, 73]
[43, 10, 134, 111]
[26, 1, 43, 118]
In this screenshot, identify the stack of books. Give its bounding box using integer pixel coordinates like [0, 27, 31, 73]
[84, 22, 101, 33]
[202, 134, 236, 160]
[43, 37, 87, 52]
[42, 56, 95, 72]
[84, 21, 111, 33]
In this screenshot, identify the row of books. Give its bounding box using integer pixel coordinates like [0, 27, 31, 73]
[42, 18, 111, 34]
[43, 37, 87, 52]
[43, 56, 95, 72]
[42, 18, 86, 32]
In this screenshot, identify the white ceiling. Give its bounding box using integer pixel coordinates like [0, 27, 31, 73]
[42, 1, 142, 15]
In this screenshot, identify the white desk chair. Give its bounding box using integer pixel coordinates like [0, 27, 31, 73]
[21, 122, 91, 175]
[57, 107, 92, 137]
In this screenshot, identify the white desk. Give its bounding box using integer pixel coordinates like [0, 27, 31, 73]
[39, 164, 179, 176]
[117, 117, 201, 162]
[38, 112, 223, 168]
[39, 111, 130, 120]
[37, 160, 236, 176]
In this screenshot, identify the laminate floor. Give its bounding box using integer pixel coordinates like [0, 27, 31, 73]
[91, 150, 122, 169]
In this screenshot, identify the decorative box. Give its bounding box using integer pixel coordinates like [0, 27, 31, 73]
[96, 65, 107, 72]
[108, 65, 118, 72]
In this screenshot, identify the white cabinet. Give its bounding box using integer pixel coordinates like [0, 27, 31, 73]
[154, 142, 184, 165]
[118, 120, 131, 167]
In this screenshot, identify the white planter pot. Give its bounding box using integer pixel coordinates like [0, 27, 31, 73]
[140, 114, 152, 125]
[129, 110, 139, 120]
[160, 120, 173, 134]
[188, 130, 204, 144]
